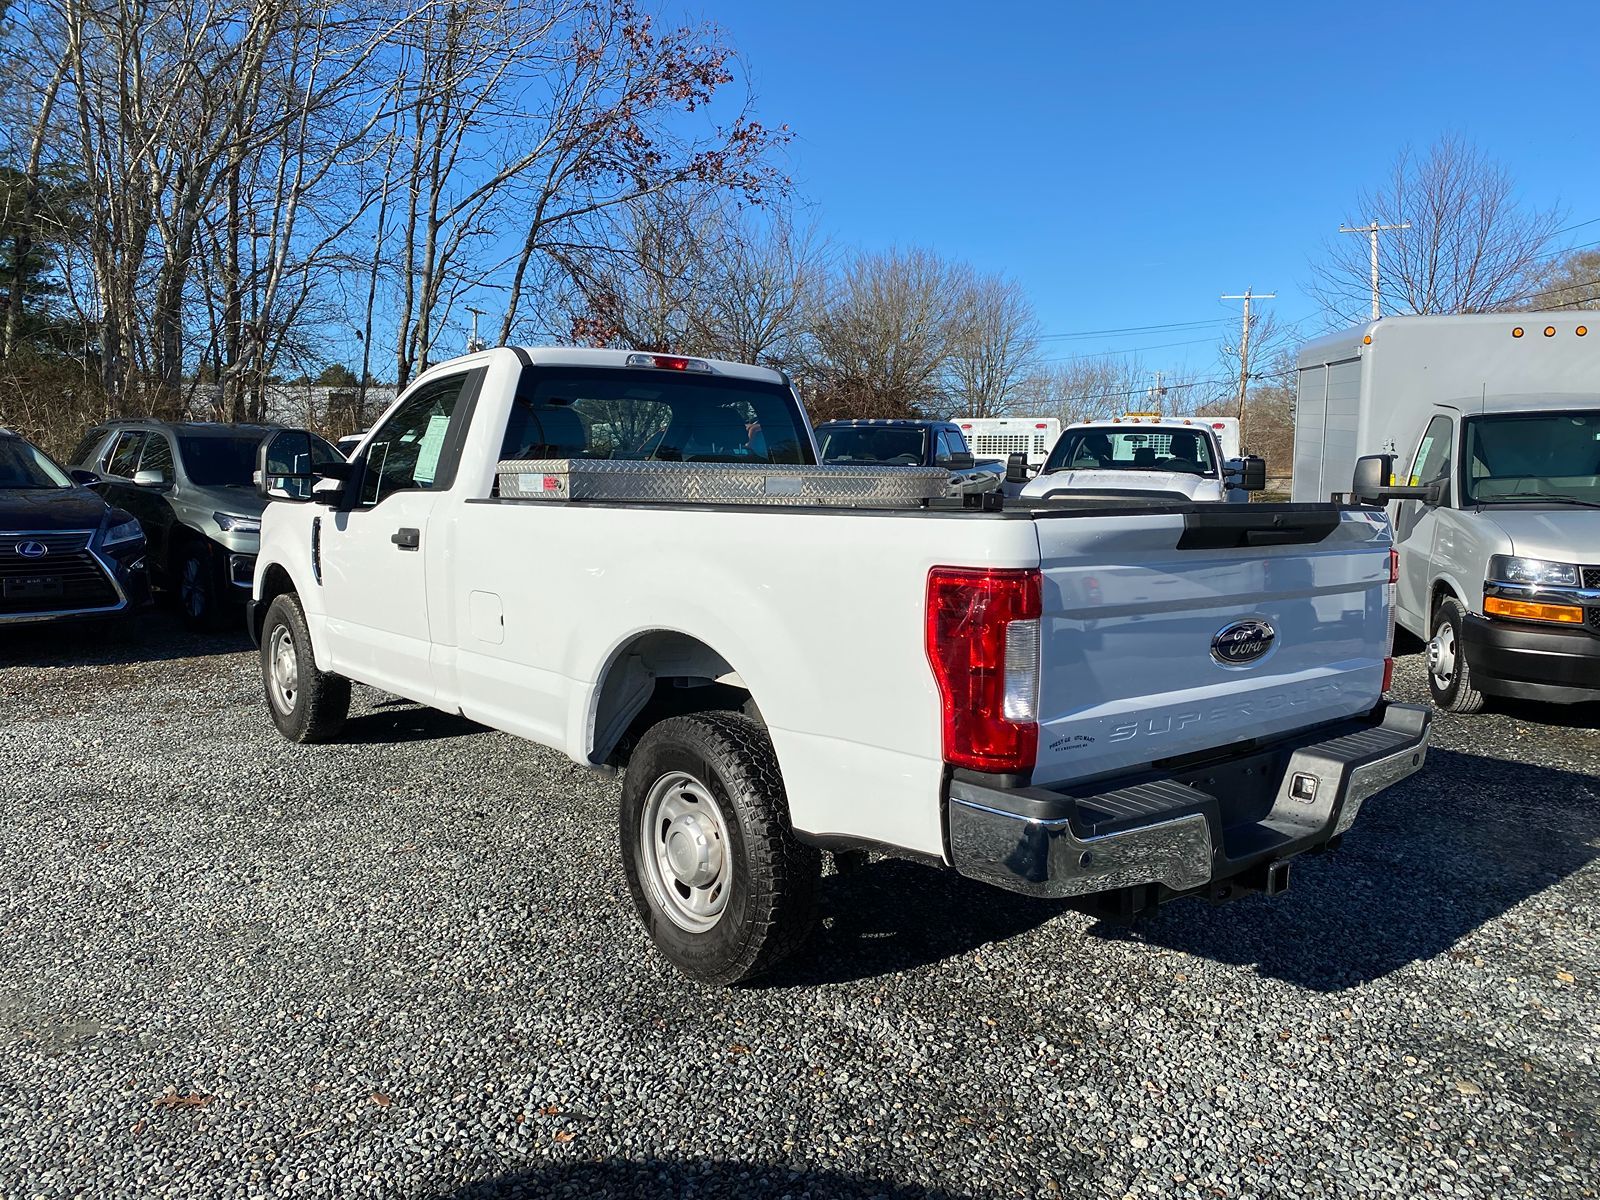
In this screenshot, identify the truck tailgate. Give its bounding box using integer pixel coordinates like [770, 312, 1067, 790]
[1031, 506, 1392, 785]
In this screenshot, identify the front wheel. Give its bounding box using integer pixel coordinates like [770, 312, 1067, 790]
[620, 713, 820, 985]
[1427, 596, 1487, 713]
[260, 592, 350, 742]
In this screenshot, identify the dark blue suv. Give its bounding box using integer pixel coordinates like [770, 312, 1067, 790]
[0, 427, 151, 627]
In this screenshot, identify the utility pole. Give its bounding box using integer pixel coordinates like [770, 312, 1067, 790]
[1339, 220, 1410, 320]
[466, 306, 488, 354]
[1220, 289, 1275, 452]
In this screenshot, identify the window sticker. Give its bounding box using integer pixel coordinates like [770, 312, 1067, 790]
[412, 411, 451, 487]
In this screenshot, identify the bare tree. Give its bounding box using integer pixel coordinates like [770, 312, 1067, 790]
[1520, 247, 1600, 310]
[1310, 135, 1561, 323]
[687, 205, 826, 371]
[808, 246, 970, 420]
[1014, 354, 1150, 424]
[947, 272, 1038, 418]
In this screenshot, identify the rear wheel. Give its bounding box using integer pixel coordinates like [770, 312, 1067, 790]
[1427, 596, 1486, 713]
[260, 592, 350, 742]
[620, 712, 819, 985]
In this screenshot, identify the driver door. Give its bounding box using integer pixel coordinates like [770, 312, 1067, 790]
[321, 370, 478, 702]
[1393, 412, 1454, 627]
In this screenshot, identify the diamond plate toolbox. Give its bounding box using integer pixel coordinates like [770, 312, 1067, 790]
[496, 458, 950, 508]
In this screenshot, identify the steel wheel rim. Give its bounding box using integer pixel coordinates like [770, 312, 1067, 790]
[268, 626, 298, 714]
[1428, 623, 1457, 688]
[181, 557, 206, 618]
[638, 770, 732, 933]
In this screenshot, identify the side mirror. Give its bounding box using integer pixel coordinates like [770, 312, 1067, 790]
[70, 468, 101, 487]
[942, 451, 976, 471]
[132, 469, 169, 489]
[1005, 453, 1030, 484]
[1350, 453, 1439, 505]
[1224, 456, 1267, 492]
[257, 429, 351, 503]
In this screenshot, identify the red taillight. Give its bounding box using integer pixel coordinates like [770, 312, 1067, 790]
[1388, 548, 1400, 584]
[1382, 657, 1395, 693]
[925, 567, 1041, 773]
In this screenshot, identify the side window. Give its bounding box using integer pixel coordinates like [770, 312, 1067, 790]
[933, 429, 954, 465]
[1409, 415, 1454, 493]
[138, 434, 174, 482]
[360, 374, 470, 506]
[105, 431, 146, 478]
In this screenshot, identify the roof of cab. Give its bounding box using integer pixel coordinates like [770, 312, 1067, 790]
[512, 346, 790, 387]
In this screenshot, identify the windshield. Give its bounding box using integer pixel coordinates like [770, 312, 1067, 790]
[1043, 427, 1217, 476]
[1462, 411, 1600, 505]
[816, 426, 927, 465]
[0, 437, 73, 489]
[499, 368, 811, 465]
[178, 432, 339, 486]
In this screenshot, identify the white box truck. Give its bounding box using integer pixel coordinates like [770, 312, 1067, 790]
[1293, 313, 1600, 710]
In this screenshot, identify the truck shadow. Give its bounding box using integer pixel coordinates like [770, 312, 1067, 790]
[772, 748, 1598, 993]
[1101, 747, 1600, 991]
[439, 1157, 967, 1199]
[764, 858, 1062, 987]
[341, 698, 488, 745]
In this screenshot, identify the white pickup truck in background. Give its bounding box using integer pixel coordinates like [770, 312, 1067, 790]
[249, 347, 1429, 984]
[1019, 417, 1265, 505]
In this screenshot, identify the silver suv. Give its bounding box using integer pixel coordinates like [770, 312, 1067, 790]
[70, 421, 338, 628]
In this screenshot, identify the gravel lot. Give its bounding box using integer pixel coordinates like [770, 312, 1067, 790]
[1, 614, 1597, 1200]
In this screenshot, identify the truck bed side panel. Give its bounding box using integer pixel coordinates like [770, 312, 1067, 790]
[444, 504, 1042, 857]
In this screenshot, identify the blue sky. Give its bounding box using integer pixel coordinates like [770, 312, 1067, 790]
[683, 0, 1600, 384]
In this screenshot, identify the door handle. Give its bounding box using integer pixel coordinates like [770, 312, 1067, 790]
[391, 527, 420, 551]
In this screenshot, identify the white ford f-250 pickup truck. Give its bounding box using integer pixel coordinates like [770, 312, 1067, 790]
[249, 347, 1430, 984]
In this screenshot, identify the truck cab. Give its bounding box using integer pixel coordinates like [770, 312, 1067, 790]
[1295, 314, 1600, 710]
[1019, 417, 1263, 505]
[813, 418, 1001, 496]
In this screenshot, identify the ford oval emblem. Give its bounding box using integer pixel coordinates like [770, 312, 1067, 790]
[1211, 618, 1275, 667]
[15, 540, 48, 559]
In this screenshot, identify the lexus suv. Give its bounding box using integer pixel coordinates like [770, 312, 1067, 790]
[0, 427, 150, 626]
[70, 420, 340, 628]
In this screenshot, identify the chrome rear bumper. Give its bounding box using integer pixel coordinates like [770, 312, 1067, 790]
[947, 702, 1431, 900]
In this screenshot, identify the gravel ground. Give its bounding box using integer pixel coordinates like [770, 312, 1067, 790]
[1, 613, 1597, 1200]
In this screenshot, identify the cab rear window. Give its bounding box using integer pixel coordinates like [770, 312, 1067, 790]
[499, 367, 812, 466]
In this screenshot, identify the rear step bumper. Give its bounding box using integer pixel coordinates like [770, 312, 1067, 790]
[945, 702, 1430, 902]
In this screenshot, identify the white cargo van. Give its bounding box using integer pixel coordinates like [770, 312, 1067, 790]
[1293, 313, 1600, 710]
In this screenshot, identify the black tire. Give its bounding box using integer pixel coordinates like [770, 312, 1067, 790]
[620, 712, 819, 985]
[260, 592, 350, 743]
[1427, 596, 1487, 714]
[175, 541, 218, 631]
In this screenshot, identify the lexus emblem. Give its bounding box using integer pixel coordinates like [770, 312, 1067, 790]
[15, 540, 48, 559]
[1211, 618, 1275, 667]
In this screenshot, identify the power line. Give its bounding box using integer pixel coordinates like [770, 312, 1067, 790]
[1039, 335, 1222, 361]
[1554, 215, 1600, 236]
[1034, 317, 1230, 342]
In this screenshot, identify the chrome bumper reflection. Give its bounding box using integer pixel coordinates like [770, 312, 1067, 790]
[948, 800, 1214, 897]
